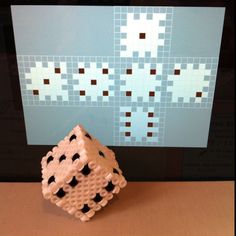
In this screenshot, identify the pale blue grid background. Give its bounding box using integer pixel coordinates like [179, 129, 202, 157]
[114, 7, 173, 58]
[170, 7, 225, 57]
[163, 57, 219, 109]
[117, 104, 165, 146]
[11, 6, 114, 56]
[18, 55, 116, 107]
[23, 106, 114, 145]
[12, 6, 224, 147]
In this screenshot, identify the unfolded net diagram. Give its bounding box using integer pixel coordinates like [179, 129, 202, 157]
[11, 6, 225, 147]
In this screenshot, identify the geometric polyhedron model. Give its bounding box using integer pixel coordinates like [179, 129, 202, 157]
[41, 125, 127, 222]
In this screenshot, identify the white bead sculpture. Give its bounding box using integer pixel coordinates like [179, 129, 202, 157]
[41, 125, 127, 222]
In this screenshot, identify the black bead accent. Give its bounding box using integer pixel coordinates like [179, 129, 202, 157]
[81, 164, 91, 176]
[72, 153, 80, 162]
[56, 188, 66, 198]
[69, 176, 79, 187]
[48, 176, 55, 185]
[93, 193, 103, 203]
[105, 181, 115, 192]
[113, 168, 119, 174]
[69, 134, 76, 142]
[99, 151, 105, 157]
[59, 154, 66, 162]
[85, 133, 92, 140]
[47, 156, 54, 164]
[81, 204, 90, 213]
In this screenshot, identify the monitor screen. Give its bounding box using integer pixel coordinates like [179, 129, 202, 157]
[11, 6, 225, 147]
[0, 1, 234, 181]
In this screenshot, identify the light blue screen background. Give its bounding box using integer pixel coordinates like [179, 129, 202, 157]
[11, 6, 225, 147]
[12, 6, 114, 56]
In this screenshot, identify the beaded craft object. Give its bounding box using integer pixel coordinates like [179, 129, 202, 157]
[41, 125, 127, 221]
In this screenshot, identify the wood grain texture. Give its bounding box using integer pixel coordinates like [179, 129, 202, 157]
[0, 182, 234, 236]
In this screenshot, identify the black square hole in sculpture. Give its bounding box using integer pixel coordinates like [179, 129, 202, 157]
[85, 133, 92, 140]
[113, 168, 119, 174]
[81, 164, 91, 176]
[59, 154, 66, 162]
[69, 134, 76, 142]
[72, 153, 80, 162]
[47, 156, 54, 164]
[99, 151, 105, 157]
[69, 176, 79, 187]
[105, 181, 115, 192]
[81, 204, 90, 213]
[93, 193, 103, 203]
[56, 188, 66, 198]
[48, 175, 55, 185]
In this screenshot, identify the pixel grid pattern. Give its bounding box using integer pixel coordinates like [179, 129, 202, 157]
[16, 7, 220, 146]
[120, 13, 166, 57]
[25, 61, 68, 101]
[73, 62, 115, 102]
[164, 57, 218, 109]
[119, 106, 159, 144]
[167, 63, 212, 103]
[120, 63, 162, 102]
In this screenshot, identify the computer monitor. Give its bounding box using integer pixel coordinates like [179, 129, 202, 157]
[11, 5, 224, 148]
[0, 1, 234, 181]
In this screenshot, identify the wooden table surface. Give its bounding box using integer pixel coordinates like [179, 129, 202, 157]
[0, 181, 234, 236]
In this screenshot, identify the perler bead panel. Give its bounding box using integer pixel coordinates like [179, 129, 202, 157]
[11, 6, 225, 147]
